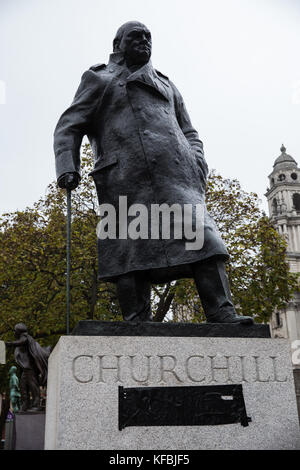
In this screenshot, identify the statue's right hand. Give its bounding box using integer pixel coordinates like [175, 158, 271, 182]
[57, 172, 80, 190]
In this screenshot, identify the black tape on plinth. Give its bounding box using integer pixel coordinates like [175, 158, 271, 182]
[118, 384, 251, 430]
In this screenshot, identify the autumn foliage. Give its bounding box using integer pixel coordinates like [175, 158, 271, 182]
[0, 144, 297, 347]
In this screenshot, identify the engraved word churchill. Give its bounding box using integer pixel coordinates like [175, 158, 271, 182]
[72, 353, 288, 385]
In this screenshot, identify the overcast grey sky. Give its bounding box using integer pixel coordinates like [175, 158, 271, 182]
[1, 0, 300, 215]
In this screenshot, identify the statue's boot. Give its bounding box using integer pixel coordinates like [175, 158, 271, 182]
[29, 398, 41, 411]
[117, 272, 152, 322]
[205, 307, 254, 324]
[20, 401, 29, 412]
[192, 257, 254, 325]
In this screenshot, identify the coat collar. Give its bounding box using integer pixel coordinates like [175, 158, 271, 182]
[126, 61, 169, 101]
[108, 53, 169, 101]
[109, 52, 126, 66]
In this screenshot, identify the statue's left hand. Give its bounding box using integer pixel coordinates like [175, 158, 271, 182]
[57, 172, 80, 190]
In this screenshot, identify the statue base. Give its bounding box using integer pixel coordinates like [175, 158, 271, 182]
[45, 321, 300, 450]
[14, 411, 45, 450]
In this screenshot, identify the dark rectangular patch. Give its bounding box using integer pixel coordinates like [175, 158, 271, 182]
[72, 321, 271, 338]
[118, 384, 251, 430]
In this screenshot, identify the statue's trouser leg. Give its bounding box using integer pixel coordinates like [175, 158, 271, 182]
[192, 257, 236, 321]
[117, 272, 152, 321]
[192, 257, 254, 323]
[11, 396, 18, 413]
[20, 371, 30, 410]
[27, 370, 40, 408]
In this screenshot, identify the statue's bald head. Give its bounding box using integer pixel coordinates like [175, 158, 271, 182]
[113, 21, 149, 51]
[113, 21, 152, 66]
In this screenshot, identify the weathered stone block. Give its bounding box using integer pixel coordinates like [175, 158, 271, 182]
[45, 324, 300, 450]
[15, 412, 45, 450]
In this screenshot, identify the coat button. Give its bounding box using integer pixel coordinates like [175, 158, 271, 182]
[152, 159, 157, 164]
[169, 130, 174, 135]
[143, 130, 149, 136]
[109, 67, 114, 73]
[137, 105, 142, 111]
[119, 81, 125, 86]
[175, 159, 180, 164]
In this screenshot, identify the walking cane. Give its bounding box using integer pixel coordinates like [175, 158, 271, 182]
[66, 188, 71, 335]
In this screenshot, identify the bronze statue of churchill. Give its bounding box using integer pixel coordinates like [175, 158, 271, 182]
[54, 21, 253, 324]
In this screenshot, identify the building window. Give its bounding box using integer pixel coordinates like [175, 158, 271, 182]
[278, 174, 286, 181]
[291, 173, 298, 180]
[275, 311, 281, 327]
[272, 198, 278, 214]
[293, 193, 300, 212]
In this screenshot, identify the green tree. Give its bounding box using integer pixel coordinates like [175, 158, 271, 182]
[170, 173, 298, 323]
[0, 146, 297, 354]
[0, 145, 120, 345]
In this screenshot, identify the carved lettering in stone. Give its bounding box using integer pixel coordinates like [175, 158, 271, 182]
[158, 355, 184, 383]
[185, 355, 206, 382]
[97, 355, 123, 383]
[129, 355, 151, 383]
[71, 353, 287, 385]
[253, 356, 278, 383]
[238, 356, 249, 383]
[72, 355, 93, 383]
[270, 356, 288, 382]
[208, 355, 232, 384]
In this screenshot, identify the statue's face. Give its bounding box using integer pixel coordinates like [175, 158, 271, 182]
[119, 26, 152, 65]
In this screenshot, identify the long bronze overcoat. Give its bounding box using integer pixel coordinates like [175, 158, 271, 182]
[54, 52, 228, 282]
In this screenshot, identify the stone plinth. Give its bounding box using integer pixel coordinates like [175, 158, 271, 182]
[0, 340, 5, 364]
[45, 322, 300, 450]
[15, 412, 45, 450]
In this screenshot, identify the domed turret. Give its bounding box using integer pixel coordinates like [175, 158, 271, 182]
[266, 144, 300, 220]
[273, 144, 297, 170]
[267, 145, 299, 191]
[265, 144, 300, 236]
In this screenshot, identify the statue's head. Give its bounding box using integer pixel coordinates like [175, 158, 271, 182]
[113, 21, 152, 66]
[14, 322, 27, 338]
[9, 366, 17, 376]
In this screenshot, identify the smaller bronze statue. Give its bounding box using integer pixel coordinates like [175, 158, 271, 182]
[8, 366, 21, 413]
[6, 323, 51, 412]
